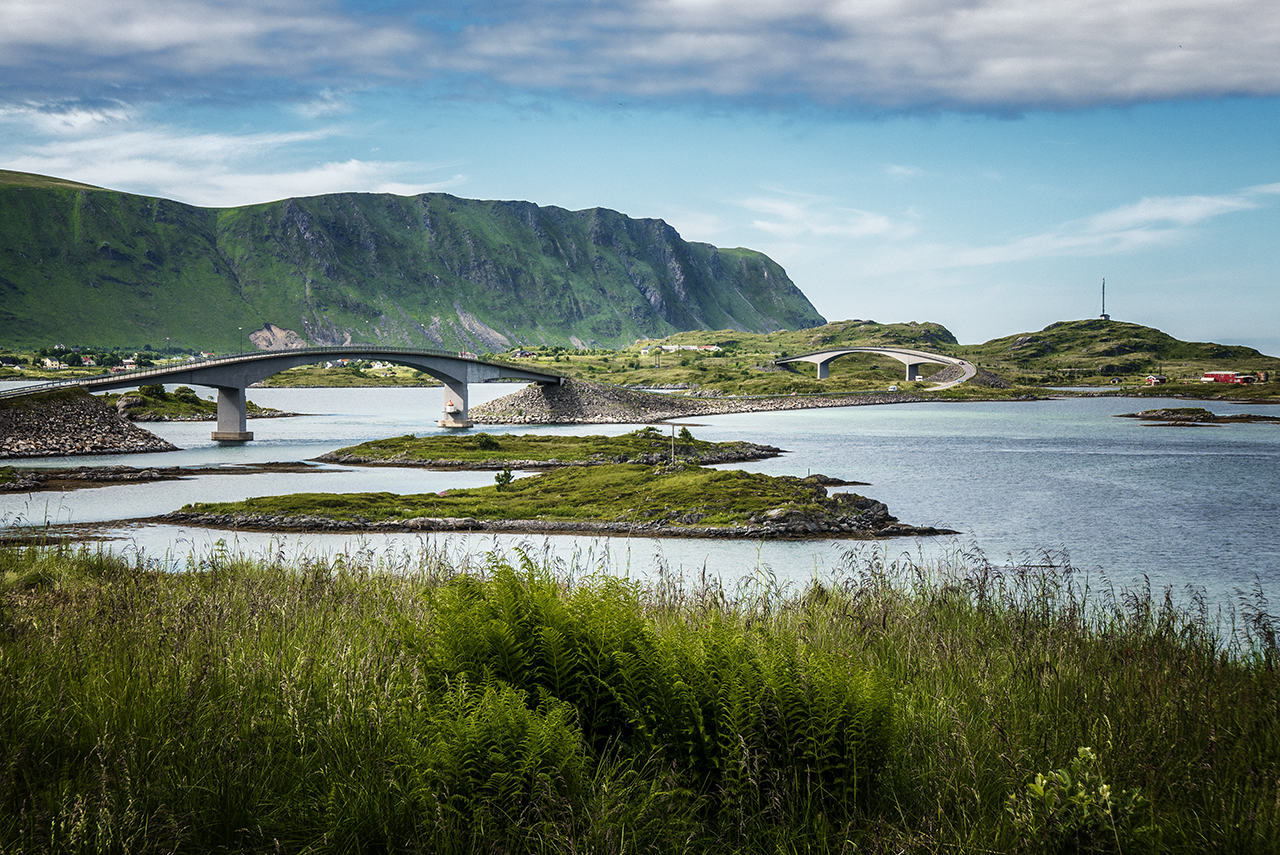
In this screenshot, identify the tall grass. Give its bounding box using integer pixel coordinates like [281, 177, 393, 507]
[0, 540, 1276, 853]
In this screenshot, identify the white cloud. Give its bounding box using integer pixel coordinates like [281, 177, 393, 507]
[3, 0, 1279, 113]
[739, 189, 915, 240]
[862, 184, 1280, 273]
[0, 0, 419, 102]
[440, 0, 1280, 110]
[0, 111, 466, 207]
[884, 164, 924, 179]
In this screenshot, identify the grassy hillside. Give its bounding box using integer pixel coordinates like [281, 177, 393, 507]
[957, 318, 1280, 386]
[469, 317, 1278, 399]
[0, 171, 825, 352]
[491, 320, 974, 397]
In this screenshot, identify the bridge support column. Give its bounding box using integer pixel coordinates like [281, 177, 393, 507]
[906, 363, 921, 382]
[816, 360, 830, 380]
[211, 386, 254, 442]
[438, 376, 472, 429]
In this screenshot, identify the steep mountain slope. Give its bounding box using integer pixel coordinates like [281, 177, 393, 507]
[0, 170, 825, 351]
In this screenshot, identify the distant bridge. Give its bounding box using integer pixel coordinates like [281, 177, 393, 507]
[0, 346, 562, 441]
[775, 347, 976, 389]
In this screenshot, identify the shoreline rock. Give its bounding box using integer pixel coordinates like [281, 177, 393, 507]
[315, 441, 787, 470]
[156, 509, 958, 540]
[0, 387, 178, 459]
[1117, 407, 1280, 425]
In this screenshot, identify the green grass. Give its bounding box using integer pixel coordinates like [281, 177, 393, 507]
[182, 462, 854, 528]
[0, 542, 1276, 853]
[327, 426, 772, 464]
[0, 170, 103, 191]
[253, 363, 446, 387]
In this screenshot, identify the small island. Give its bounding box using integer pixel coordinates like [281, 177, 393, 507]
[316, 425, 785, 469]
[1116, 406, 1280, 426]
[101, 384, 299, 422]
[163, 459, 954, 539]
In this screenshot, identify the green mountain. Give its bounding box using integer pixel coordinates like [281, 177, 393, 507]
[0, 170, 825, 352]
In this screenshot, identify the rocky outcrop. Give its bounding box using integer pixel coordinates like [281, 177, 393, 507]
[0, 387, 178, 458]
[1117, 407, 1280, 425]
[249, 323, 308, 350]
[315, 441, 784, 469]
[470, 378, 929, 424]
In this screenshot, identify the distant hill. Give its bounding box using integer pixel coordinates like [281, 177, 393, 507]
[641, 318, 959, 354]
[959, 318, 1280, 378]
[0, 170, 825, 352]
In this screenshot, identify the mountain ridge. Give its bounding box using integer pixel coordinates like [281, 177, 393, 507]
[0, 171, 825, 351]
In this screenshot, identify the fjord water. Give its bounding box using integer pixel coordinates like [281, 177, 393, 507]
[3, 383, 1277, 608]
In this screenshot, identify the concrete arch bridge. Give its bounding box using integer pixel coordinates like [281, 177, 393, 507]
[0, 347, 562, 441]
[775, 347, 976, 389]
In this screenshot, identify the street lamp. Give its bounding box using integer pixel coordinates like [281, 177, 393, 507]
[238, 327, 243, 353]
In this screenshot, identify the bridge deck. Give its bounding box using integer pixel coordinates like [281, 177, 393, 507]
[0, 346, 562, 440]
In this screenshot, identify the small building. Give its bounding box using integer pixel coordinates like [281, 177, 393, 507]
[1145, 374, 1168, 386]
[1201, 371, 1254, 384]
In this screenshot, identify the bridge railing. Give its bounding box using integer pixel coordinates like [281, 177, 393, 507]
[0, 346, 563, 400]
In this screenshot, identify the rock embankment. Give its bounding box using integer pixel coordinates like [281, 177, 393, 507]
[0, 387, 178, 458]
[470, 378, 929, 424]
[0, 465, 168, 492]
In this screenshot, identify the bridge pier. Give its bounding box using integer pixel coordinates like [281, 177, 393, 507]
[816, 361, 830, 380]
[906, 363, 921, 382]
[211, 386, 253, 442]
[438, 376, 472, 428]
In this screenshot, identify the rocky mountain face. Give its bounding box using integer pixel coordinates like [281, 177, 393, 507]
[0, 171, 825, 351]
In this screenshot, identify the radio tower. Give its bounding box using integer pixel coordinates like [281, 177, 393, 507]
[1099, 278, 1110, 321]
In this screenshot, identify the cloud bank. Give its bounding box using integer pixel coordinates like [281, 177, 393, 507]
[3, 0, 1279, 112]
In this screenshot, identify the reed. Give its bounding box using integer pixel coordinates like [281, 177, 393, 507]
[0, 540, 1275, 853]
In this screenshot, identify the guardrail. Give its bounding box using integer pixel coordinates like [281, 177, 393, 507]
[0, 346, 563, 400]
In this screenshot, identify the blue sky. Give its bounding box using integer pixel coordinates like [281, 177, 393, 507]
[2, 0, 1278, 353]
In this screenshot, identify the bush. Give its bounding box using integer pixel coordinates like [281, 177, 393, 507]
[138, 383, 167, 399]
[399, 558, 894, 819]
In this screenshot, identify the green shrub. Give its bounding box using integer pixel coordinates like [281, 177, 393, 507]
[399, 557, 894, 820]
[1007, 747, 1153, 853]
[402, 681, 586, 843]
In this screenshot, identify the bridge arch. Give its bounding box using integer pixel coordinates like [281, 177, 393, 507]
[2, 347, 562, 442]
[775, 347, 975, 388]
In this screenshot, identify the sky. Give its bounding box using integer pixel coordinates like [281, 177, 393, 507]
[2, 1, 1278, 354]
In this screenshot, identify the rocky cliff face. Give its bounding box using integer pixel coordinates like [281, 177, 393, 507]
[0, 171, 826, 351]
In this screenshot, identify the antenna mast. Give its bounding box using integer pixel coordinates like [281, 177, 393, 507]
[1100, 278, 1110, 321]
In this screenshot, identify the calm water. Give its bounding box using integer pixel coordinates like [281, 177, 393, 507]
[3, 382, 1277, 607]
